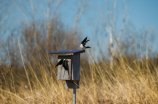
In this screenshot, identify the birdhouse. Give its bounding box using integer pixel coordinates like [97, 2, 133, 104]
[50, 50, 85, 88]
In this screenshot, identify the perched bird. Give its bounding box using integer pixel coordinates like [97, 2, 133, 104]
[80, 37, 91, 50]
[55, 59, 69, 70]
[55, 59, 65, 67]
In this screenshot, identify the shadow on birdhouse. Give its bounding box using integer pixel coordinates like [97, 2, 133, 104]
[62, 59, 69, 70]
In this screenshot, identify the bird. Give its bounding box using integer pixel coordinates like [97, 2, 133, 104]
[80, 37, 91, 50]
[55, 58, 69, 70]
[55, 59, 65, 67]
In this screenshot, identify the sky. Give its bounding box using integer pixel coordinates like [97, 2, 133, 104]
[2, 0, 157, 33]
[1, 0, 157, 35]
[128, 0, 158, 30]
[56, 0, 158, 32]
[0, 0, 158, 59]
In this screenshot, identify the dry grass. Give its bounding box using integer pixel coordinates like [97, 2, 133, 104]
[0, 49, 158, 104]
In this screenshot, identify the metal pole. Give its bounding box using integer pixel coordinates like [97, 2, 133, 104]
[73, 88, 76, 104]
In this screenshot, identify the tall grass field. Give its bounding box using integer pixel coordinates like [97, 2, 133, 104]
[0, 47, 158, 104]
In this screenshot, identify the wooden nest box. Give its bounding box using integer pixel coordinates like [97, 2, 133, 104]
[50, 50, 85, 88]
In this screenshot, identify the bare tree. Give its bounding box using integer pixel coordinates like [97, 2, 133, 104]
[99, 0, 117, 68]
[99, 0, 127, 69]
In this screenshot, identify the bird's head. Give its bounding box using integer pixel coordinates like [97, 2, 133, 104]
[63, 59, 69, 62]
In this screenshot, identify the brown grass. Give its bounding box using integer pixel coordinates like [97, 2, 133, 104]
[0, 47, 158, 104]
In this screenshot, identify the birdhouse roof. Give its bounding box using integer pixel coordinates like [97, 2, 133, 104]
[50, 50, 85, 55]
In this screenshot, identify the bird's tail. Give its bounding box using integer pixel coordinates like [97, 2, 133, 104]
[86, 46, 91, 48]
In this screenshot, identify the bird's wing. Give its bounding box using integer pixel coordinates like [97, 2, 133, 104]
[55, 59, 63, 67]
[82, 39, 90, 46]
[81, 37, 87, 44]
[84, 40, 89, 45]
